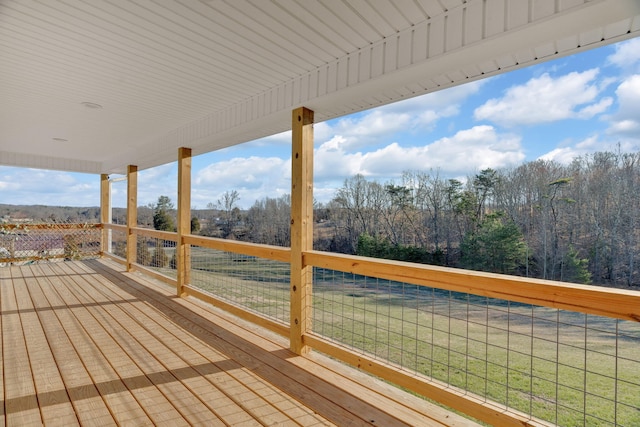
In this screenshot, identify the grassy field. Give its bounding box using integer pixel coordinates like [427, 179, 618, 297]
[153, 246, 640, 426]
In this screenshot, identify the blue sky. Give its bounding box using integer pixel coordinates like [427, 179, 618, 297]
[2, 37, 640, 210]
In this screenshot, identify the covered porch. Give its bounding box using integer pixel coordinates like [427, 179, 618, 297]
[2, 1, 640, 425]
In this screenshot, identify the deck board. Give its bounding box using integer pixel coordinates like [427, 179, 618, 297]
[23, 268, 115, 426]
[2, 270, 42, 426]
[0, 259, 479, 426]
[0, 268, 5, 426]
[16, 268, 79, 426]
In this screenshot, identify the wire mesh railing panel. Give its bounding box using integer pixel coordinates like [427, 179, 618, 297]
[135, 234, 177, 278]
[311, 267, 640, 426]
[106, 227, 127, 259]
[189, 245, 290, 324]
[0, 223, 101, 265]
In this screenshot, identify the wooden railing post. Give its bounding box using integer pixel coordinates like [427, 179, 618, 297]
[177, 147, 192, 296]
[100, 174, 110, 255]
[126, 165, 138, 272]
[290, 107, 314, 355]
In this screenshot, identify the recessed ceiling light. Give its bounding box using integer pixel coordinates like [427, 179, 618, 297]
[81, 101, 103, 109]
[52, 137, 68, 142]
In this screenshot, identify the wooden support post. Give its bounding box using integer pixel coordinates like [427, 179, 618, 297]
[177, 147, 192, 296]
[290, 107, 314, 355]
[126, 165, 138, 272]
[100, 174, 110, 254]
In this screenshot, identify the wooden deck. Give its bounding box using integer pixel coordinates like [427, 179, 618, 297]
[0, 259, 478, 426]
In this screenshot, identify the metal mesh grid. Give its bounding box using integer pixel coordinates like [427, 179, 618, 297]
[135, 235, 177, 278]
[0, 223, 101, 265]
[105, 227, 127, 259]
[312, 267, 640, 426]
[189, 245, 290, 324]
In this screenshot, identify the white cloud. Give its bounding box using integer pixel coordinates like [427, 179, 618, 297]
[606, 74, 640, 140]
[323, 81, 482, 151]
[314, 135, 365, 179]
[124, 164, 179, 208]
[538, 134, 640, 165]
[314, 125, 525, 182]
[193, 156, 290, 208]
[474, 69, 611, 126]
[609, 119, 640, 134]
[607, 38, 640, 69]
[330, 110, 415, 150]
[0, 168, 99, 206]
[576, 97, 614, 118]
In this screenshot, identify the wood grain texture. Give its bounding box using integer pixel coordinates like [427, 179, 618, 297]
[304, 250, 640, 322]
[0, 259, 474, 426]
[290, 107, 314, 355]
[126, 165, 138, 272]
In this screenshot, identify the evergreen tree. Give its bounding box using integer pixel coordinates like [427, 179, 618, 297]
[357, 232, 391, 258]
[460, 212, 528, 275]
[560, 245, 592, 284]
[153, 195, 175, 231]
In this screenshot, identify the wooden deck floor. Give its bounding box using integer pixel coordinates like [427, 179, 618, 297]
[0, 259, 477, 426]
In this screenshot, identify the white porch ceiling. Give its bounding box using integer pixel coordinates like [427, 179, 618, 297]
[1, 0, 639, 175]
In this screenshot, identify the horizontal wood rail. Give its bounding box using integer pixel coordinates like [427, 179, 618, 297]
[304, 250, 640, 323]
[103, 223, 126, 231]
[184, 235, 291, 263]
[0, 223, 102, 230]
[131, 226, 178, 241]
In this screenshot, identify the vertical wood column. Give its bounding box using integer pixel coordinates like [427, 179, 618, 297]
[177, 147, 192, 297]
[290, 107, 314, 355]
[126, 165, 138, 272]
[100, 174, 110, 255]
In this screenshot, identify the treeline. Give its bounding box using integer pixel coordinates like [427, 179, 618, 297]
[232, 150, 639, 289]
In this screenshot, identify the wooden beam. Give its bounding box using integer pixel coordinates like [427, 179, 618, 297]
[305, 250, 640, 323]
[100, 174, 110, 254]
[184, 235, 291, 263]
[176, 147, 192, 296]
[126, 165, 138, 272]
[290, 107, 314, 355]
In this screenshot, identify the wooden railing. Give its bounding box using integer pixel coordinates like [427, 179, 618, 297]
[101, 224, 640, 427]
[0, 223, 101, 265]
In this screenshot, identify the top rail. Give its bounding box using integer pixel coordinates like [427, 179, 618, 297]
[103, 223, 126, 231]
[305, 250, 640, 322]
[131, 226, 178, 241]
[0, 223, 101, 230]
[184, 235, 291, 263]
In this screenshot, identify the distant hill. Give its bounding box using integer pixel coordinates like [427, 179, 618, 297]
[0, 204, 101, 223]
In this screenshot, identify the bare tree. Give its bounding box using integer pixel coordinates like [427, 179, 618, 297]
[215, 190, 241, 238]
